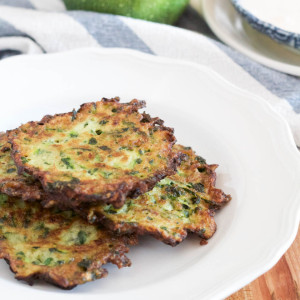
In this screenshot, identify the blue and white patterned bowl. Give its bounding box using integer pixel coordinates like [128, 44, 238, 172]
[231, 0, 300, 51]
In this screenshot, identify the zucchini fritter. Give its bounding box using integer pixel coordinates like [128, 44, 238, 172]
[0, 194, 137, 289]
[0, 133, 43, 201]
[81, 145, 231, 246]
[9, 98, 179, 209]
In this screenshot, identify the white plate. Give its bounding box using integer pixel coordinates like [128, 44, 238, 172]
[201, 0, 300, 76]
[0, 48, 299, 300]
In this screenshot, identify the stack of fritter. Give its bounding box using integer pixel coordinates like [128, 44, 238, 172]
[0, 97, 231, 289]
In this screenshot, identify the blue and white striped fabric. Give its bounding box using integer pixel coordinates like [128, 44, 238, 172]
[1, 0, 300, 146]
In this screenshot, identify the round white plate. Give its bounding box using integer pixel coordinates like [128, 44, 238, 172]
[201, 0, 300, 76]
[0, 48, 299, 300]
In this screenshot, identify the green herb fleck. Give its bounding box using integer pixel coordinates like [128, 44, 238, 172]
[122, 121, 135, 126]
[34, 222, 50, 238]
[42, 227, 50, 238]
[77, 258, 92, 270]
[6, 168, 16, 174]
[195, 156, 206, 164]
[88, 137, 97, 145]
[88, 168, 98, 175]
[104, 205, 117, 214]
[119, 146, 128, 150]
[182, 187, 196, 196]
[101, 171, 112, 179]
[34, 148, 50, 155]
[69, 132, 78, 138]
[21, 156, 29, 164]
[198, 228, 206, 235]
[129, 171, 139, 175]
[96, 129, 102, 135]
[49, 248, 64, 253]
[191, 183, 205, 193]
[99, 145, 110, 151]
[61, 157, 74, 169]
[183, 211, 190, 218]
[34, 223, 45, 231]
[44, 258, 53, 266]
[76, 230, 87, 245]
[70, 177, 80, 184]
[135, 158, 142, 164]
[0, 194, 8, 205]
[192, 197, 201, 204]
[71, 109, 77, 121]
[72, 147, 92, 152]
[160, 226, 168, 232]
[99, 120, 108, 125]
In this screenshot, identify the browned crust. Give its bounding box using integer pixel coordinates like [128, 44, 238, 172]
[2, 256, 107, 290]
[0, 196, 138, 289]
[1, 238, 134, 289]
[177, 146, 231, 209]
[77, 146, 231, 246]
[198, 164, 231, 209]
[77, 206, 216, 247]
[40, 152, 181, 210]
[0, 133, 44, 201]
[0, 178, 44, 201]
[8, 98, 180, 209]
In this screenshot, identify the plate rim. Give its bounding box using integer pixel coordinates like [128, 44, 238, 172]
[202, 0, 300, 76]
[1, 47, 300, 299]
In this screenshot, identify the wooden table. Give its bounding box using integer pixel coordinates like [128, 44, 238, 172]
[227, 226, 300, 300]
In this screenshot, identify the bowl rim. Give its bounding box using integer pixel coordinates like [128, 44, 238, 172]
[231, 0, 300, 49]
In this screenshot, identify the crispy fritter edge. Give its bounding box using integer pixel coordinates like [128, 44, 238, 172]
[8, 98, 181, 209]
[77, 210, 217, 247]
[0, 133, 44, 201]
[76, 163, 231, 247]
[1, 232, 137, 289]
[0, 195, 138, 289]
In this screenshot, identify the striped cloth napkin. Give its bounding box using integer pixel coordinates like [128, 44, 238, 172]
[1, 0, 300, 146]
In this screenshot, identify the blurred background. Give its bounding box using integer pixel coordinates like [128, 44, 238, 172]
[60, 0, 300, 76]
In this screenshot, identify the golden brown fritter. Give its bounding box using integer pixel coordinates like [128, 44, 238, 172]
[0, 133, 43, 201]
[79, 145, 231, 246]
[8, 98, 180, 209]
[1, 127, 230, 247]
[0, 194, 137, 289]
